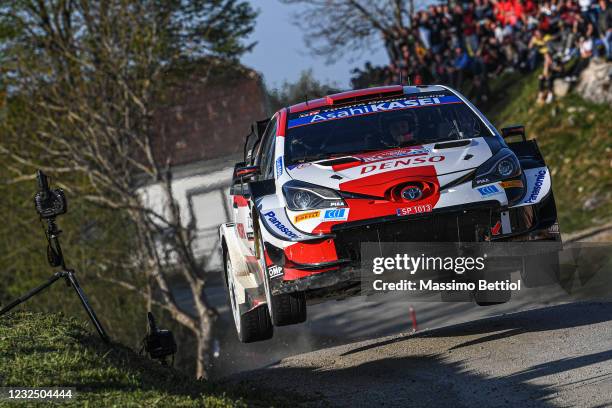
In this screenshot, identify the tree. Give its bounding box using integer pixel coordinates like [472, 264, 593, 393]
[0, 0, 256, 379]
[280, 0, 423, 64]
[267, 69, 340, 112]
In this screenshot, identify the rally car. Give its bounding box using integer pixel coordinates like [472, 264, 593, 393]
[219, 85, 560, 342]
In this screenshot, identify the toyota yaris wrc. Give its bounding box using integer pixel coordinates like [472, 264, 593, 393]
[219, 85, 560, 342]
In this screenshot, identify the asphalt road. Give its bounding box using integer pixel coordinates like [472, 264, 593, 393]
[227, 301, 612, 407]
[174, 228, 612, 389]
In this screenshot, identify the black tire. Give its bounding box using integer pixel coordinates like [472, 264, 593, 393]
[269, 291, 307, 326]
[255, 229, 307, 327]
[521, 253, 561, 288]
[474, 270, 512, 306]
[440, 290, 472, 302]
[223, 248, 273, 343]
[237, 305, 273, 343]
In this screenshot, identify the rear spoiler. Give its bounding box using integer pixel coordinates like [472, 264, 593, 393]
[243, 118, 270, 163]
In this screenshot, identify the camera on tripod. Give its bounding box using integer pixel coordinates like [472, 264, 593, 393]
[33, 170, 67, 219]
[143, 312, 177, 364]
[0, 170, 109, 343]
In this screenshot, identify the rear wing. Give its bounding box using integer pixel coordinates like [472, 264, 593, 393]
[243, 118, 270, 164]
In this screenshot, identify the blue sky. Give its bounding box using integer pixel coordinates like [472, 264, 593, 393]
[242, 0, 389, 90]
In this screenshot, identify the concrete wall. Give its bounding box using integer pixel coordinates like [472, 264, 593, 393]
[140, 157, 237, 272]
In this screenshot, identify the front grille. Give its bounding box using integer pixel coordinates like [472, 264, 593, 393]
[332, 206, 497, 262]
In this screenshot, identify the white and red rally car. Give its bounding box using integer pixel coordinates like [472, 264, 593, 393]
[219, 85, 560, 342]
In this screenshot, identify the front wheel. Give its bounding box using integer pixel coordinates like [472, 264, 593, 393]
[521, 253, 561, 288]
[269, 291, 307, 326]
[473, 270, 512, 306]
[225, 252, 273, 343]
[256, 229, 307, 327]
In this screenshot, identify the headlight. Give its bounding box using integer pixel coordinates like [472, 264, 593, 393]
[497, 159, 515, 177]
[473, 148, 521, 187]
[282, 180, 346, 211]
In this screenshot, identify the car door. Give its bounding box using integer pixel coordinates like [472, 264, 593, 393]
[233, 117, 278, 256]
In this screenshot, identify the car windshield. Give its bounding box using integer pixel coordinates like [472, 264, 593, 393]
[284, 93, 494, 165]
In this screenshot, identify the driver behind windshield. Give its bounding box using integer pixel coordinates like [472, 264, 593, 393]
[386, 111, 420, 146]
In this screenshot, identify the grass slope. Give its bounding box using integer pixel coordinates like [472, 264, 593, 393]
[0, 312, 246, 407]
[485, 72, 612, 232]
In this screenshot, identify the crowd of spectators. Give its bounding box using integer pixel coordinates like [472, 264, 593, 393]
[350, 0, 612, 104]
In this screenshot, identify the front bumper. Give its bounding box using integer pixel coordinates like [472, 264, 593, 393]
[269, 194, 560, 296]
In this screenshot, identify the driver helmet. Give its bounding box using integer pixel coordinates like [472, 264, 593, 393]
[388, 111, 419, 145]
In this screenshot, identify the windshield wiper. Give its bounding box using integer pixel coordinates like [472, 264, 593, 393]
[400, 138, 460, 147]
[399, 140, 430, 147]
[295, 148, 385, 163]
[451, 120, 464, 139]
[335, 148, 392, 155]
[291, 153, 331, 164]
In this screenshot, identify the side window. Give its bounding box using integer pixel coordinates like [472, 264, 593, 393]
[256, 119, 277, 179]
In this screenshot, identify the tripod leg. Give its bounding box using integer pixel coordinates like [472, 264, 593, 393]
[0, 273, 62, 315]
[65, 271, 110, 343]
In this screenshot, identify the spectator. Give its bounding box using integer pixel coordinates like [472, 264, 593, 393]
[566, 34, 594, 80]
[418, 11, 432, 50]
[349, 0, 603, 102]
[579, 0, 596, 24]
[538, 52, 564, 103]
[451, 47, 472, 88]
[598, 0, 612, 59]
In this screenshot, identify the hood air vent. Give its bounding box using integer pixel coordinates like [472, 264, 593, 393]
[433, 139, 471, 149]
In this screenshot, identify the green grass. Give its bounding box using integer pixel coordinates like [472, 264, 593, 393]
[484, 71, 612, 233]
[0, 312, 246, 407]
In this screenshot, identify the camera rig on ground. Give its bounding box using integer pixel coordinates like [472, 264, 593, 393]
[141, 312, 177, 365]
[0, 170, 110, 343]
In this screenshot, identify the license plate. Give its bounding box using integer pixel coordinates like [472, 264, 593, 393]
[396, 204, 433, 217]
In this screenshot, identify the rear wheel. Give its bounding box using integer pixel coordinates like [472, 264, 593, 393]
[225, 252, 273, 343]
[474, 270, 512, 306]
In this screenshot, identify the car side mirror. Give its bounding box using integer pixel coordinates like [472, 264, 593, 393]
[233, 165, 260, 181]
[501, 125, 526, 142]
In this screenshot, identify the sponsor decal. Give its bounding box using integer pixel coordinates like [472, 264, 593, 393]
[268, 265, 284, 279]
[276, 157, 283, 177]
[287, 95, 462, 128]
[294, 210, 320, 223]
[475, 177, 492, 185]
[323, 208, 349, 221]
[524, 169, 547, 204]
[360, 147, 430, 163]
[500, 179, 524, 189]
[491, 221, 502, 236]
[477, 185, 501, 196]
[361, 155, 445, 174]
[397, 204, 432, 217]
[263, 211, 299, 239]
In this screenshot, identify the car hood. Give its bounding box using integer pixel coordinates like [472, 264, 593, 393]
[285, 138, 494, 196]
